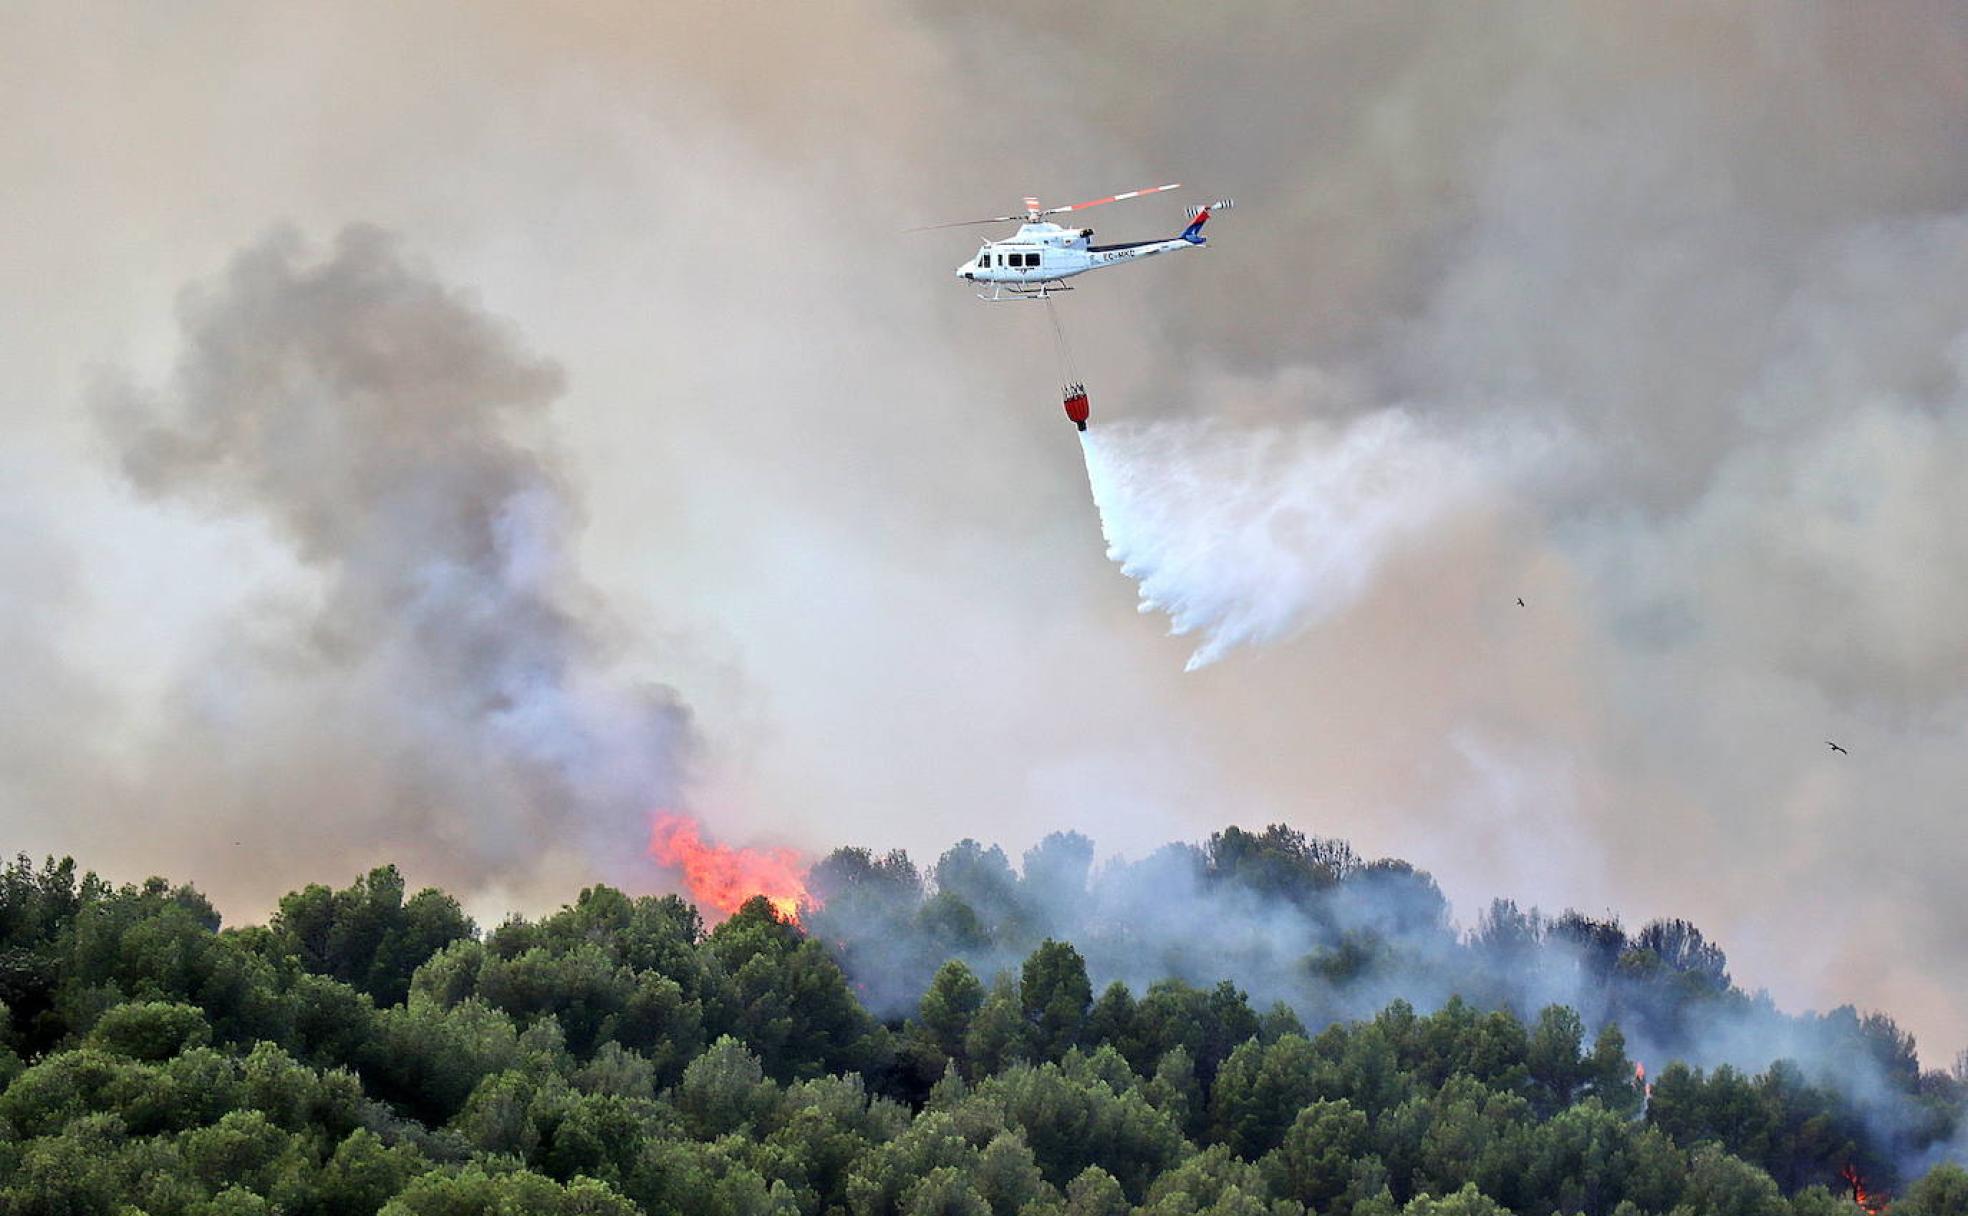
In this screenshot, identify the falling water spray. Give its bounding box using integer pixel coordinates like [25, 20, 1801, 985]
[1078, 410, 1544, 669]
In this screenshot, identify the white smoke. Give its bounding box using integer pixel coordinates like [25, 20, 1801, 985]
[1081, 408, 1559, 669]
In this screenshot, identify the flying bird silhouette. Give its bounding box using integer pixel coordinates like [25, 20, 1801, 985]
[1516, 597, 1526, 607]
[1826, 741, 1847, 755]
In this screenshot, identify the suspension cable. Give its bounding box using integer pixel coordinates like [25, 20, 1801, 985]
[1044, 295, 1080, 389]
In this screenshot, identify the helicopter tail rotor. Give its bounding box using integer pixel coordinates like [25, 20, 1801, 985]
[1179, 199, 1233, 244]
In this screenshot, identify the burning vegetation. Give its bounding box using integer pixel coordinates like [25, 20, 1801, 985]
[1843, 1164, 1889, 1214]
[646, 811, 812, 923]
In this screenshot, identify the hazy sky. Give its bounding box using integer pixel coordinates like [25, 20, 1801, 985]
[5, 3, 1967, 1061]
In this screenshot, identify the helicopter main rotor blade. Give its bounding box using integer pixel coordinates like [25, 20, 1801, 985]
[1039, 182, 1182, 217]
[904, 214, 1026, 232]
[906, 182, 1182, 231]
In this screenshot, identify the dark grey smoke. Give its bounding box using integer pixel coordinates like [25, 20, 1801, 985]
[96, 226, 691, 896]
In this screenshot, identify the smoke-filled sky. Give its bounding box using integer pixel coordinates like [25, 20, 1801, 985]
[5, 4, 1967, 1060]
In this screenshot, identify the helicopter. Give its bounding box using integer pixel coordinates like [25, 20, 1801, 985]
[920, 184, 1233, 301]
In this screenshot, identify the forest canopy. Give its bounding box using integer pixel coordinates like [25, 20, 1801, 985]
[1, 827, 1963, 1215]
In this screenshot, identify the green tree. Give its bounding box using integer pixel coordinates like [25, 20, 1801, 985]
[964, 976, 1031, 1078]
[1632, 918, 1730, 991]
[1020, 941, 1092, 1063]
[1895, 1162, 1968, 1216]
[1086, 975, 1149, 1054]
[1525, 1005, 1584, 1114]
[1679, 1143, 1788, 1216]
[1402, 1181, 1510, 1216]
[932, 842, 1025, 939]
[708, 897, 886, 1081]
[920, 960, 986, 1062]
[1065, 1166, 1130, 1216]
[178, 1109, 292, 1194]
[1787, 1184, 1850, 1216]
[360, 996, 523, 1125]
[1582, 1023, 1641, 1117]
[1130, 979, 1259, 1085]
[1144, 1047, 1204, 1141]
[900, 1165, 993, 1216]
[273, 866, 472, 1007]
[1211, 1034, 1321, 1158]
[316, 1129, 426, 1216]
[976, 1061, 1186, 1201]
[1261, 1098, 1371, 1210]
[843, 1109, 981, 1216]
[1522, 1098, 1642, 1216]
[87, 1000, 212, 1060]
[1136, 1143, 1299, 1216]
[676, 1035, 780, 1139]
[541, 1093, 646, 1187]
[1206, 824, 1352, 904]
[973, 1130, 1058, 1215]
[379, 1164, 638, 1215]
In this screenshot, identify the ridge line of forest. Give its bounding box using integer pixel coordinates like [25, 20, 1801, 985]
[2, 825, 1964, 1215]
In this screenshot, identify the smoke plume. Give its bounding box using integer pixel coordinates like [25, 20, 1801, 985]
[812, 822, 1957, 1186]
[95, 226, 692, 900]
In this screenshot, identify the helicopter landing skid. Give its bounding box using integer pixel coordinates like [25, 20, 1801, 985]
[978, 280, 1074, 302]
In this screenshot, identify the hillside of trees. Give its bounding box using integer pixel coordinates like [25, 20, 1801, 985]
[2, 826, 1965, 1215]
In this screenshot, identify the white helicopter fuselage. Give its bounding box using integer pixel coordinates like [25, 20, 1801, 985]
[955, 221, 1203, 293]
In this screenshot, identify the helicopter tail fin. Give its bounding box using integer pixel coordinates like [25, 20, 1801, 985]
[1180, 199, 1234, 244]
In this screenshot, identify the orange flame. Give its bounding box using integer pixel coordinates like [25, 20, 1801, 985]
[647, 812, 811, 924]
[1842, 1164, 1887, 1214]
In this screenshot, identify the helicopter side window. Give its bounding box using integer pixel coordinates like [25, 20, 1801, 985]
[978, 252, 992, 268]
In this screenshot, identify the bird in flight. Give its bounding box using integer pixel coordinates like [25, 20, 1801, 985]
[1516, 597, 1526, 607]
[1826, 741, 1847, 755]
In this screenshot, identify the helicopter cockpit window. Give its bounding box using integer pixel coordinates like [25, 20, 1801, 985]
[979, 253, 992, 268]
